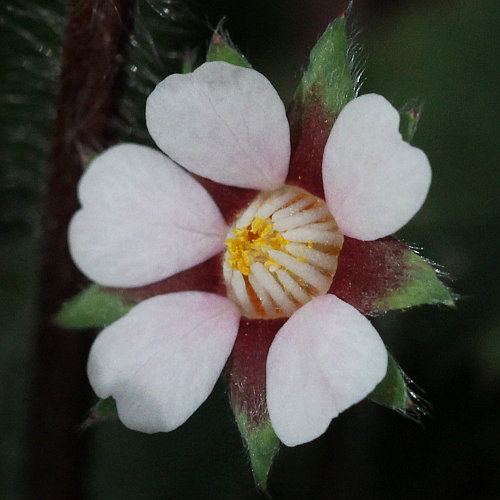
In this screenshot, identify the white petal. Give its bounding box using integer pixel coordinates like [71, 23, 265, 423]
[87, 292, 240, 433]
[322, 94, 431, 240]
[146, 61, 290, 190]
[266, 294, 387, 446]
[69, 143, 227, 287]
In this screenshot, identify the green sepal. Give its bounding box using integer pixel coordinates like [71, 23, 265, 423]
[292, 15, 355, 117]
[82, 397, 118, 428]
[83, 152, 99, 171]
[369, 353, 408, 410]
[235, 412, 280, 491]
[55, 284, 132, 329]
[379, 250, 455, 311]
[206, 27, 251, 68]
[399, 98, 424, 143]
[92, 397, 117, 418]
[181, 49, 197, 74]
[331, 237, 455, 316]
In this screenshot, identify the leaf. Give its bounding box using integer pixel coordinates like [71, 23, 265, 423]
[369, 353, 408, 409]
[399, 97, 424, 143]
[206, 27, 251, 68]
[55, 284, 132, 329]
[330, 237, 455, 315]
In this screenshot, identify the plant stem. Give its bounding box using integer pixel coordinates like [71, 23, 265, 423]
[27, 0, 136, 498]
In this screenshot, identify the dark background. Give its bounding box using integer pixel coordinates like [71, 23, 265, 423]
[1, 0, 499, 498]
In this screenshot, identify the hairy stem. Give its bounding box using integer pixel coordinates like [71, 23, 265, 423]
[27, 0, 136, 498]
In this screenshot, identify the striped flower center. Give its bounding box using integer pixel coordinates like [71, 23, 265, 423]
[223, 186, 344, 319]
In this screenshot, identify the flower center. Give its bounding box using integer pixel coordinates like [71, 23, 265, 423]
[223, 185, 344, 319]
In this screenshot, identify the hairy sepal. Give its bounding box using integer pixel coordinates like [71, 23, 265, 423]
[206, 27, 251, 68]
[330, 237, 455, 315]
[291, 15, 354, 118]
[369, 353, 409, 410]
[286, 14, 356, 197]
[370, 353, 431, 419]
[224, 318, 285, 491]
[235, 412, 280, 491]
[81, 397, 118, 429]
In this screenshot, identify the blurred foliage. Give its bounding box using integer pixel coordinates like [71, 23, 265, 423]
[1, 0, 499, 499]
[0, 2, 64, 498]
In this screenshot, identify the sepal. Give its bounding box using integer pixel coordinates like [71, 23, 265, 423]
[224, 318, 285, 490]
[286, 14, 357, 197]
[381, 249, 454, 311]
[55, 284, 132, 329]
[400, 98, 424, 143]
[290, 15, 355, 119]
[370, 353, 430, 418]
[369, 353, 408, 410]
[235, 411, 280, 491]
[81, 397, 118, 429]
[330, 237, 455, 315]
[206, 26, 251, 68]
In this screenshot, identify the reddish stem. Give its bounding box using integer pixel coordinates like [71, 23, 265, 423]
[27, 1, 136, 498]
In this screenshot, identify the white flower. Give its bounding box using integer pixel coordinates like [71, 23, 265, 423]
[69, 61, 431, 446]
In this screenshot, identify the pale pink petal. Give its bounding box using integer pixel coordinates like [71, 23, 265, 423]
[266, 294, 387, 446]
[87, 292, 241, 433]
[146, 61, 290, 190]
[69, 143, 227, 287]
[322, 94, 431, 241]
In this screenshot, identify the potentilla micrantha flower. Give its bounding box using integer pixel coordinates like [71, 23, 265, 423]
[68, 60, 431, 447]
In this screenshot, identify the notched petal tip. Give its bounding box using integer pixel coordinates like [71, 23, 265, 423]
[68, 143, 227, 288]
[322, 93, 432, 241]
[266, 294, 387, 446]
[87, 292, 241, 433]
[146, 61, 290, 190]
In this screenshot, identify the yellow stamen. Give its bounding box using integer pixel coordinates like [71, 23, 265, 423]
[223, 186, 344, 319]
[225, 216, 289, 276]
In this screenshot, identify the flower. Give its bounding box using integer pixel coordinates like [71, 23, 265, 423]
[69, 61, 431, 446]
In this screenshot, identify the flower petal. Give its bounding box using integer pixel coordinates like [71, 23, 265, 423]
[146, 61, 290, 190]
[87, 291, 241, 433]
[322, 94, 431, 240]
[69, 143, 227, 287]
[266, 294, 387, 446]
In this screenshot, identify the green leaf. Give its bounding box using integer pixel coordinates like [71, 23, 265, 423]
[235, 412, 280, 491]
[369, 353, 408, 410]
[292, 15, 355, 117]
[206, 28, 251, 68]
[55, 284, 132, 329]
[379, 250, 455, 311]
[399, 98, 424, 143]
